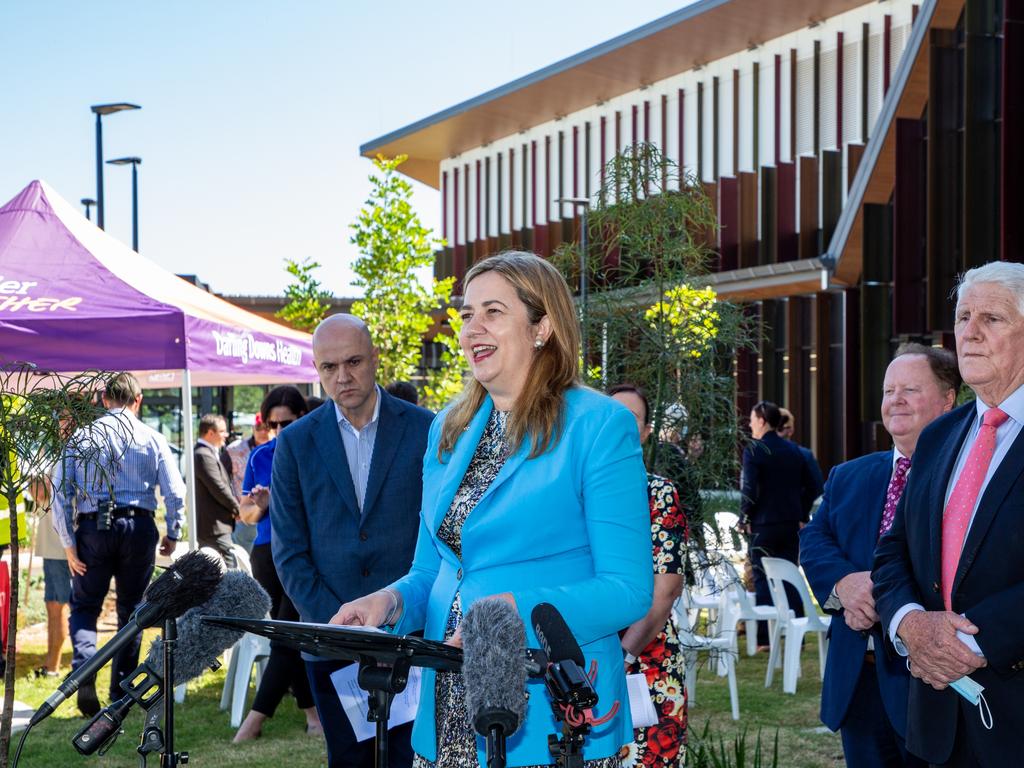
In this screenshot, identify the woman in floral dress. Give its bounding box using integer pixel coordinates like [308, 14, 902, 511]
[609, 385, 689, 768]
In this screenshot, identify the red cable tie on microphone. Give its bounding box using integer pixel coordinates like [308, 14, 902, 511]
[584, 700, 620, 727]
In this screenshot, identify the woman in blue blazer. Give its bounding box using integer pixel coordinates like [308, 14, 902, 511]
[334, 251, 653, 768]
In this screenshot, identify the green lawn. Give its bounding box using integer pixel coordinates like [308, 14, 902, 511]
[6, 628, 841, 767]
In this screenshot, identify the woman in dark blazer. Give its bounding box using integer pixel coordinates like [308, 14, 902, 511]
[334, 251, 653, 768]
[741, 400, 816, 645]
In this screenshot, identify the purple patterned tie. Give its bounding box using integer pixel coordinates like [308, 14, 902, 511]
[878, 456, 911, 537]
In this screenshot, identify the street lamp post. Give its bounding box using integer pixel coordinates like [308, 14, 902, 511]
[90, 103, 141, 230]
[80, 198, 96, 221]
[555, 196, 591, 363]
[106, 157, 142, 251]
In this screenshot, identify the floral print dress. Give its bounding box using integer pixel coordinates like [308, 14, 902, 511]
[622, 474, 689, 768]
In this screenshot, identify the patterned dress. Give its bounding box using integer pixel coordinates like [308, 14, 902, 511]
[413, 409, 621, 768]
[623, 475, 688, 768]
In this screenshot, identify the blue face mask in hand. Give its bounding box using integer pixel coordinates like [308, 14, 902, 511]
[949, 675, 992, 730]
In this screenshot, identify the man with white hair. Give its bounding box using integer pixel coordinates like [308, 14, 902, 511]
[874, 261, 1024, 766]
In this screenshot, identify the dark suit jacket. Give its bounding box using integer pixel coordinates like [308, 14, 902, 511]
[194, 441, 238, 540]
[796, 444, 825, 511]
[800, 450, 910, 736]
[873, 402, 1024, 764]
[740, 430, 816, 526]
[270, 391, 434, 626]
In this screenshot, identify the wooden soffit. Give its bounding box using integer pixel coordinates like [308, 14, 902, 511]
[361, 0, 875, 188]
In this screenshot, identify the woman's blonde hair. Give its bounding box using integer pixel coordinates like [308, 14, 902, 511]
[439, 251, 580, 459]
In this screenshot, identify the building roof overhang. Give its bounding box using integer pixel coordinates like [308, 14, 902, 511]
[362, 0, 876, 187]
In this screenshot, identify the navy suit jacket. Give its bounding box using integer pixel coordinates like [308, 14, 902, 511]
[799, 450, 910, 735]
[270, 392, 434, 625]
[740, 431, 816, 526]
[873, 402, 1024, 764]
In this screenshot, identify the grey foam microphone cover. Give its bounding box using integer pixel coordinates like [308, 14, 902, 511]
[146, 569, 272, 685]
[461, 598, 528, 737]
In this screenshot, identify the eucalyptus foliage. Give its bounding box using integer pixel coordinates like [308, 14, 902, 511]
[553, 143, 754, 523]
[0, 364, 126, 765]
[277, 258, 333, 332]
[350, 155, 467, 411]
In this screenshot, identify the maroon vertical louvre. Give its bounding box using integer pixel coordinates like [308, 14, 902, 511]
[508, 147, 515, 234]
[733, 70, 740, 172]
[661, 94, 668, 190]
[774, 54, 782, 164]
[530, 140, 537, 232]
[894, 118, 927, 334]
[615, 110, 622, 154]
[790, 48, 798, 160]
[572, 126, 579, 198]
[464, 163, 470, 246]
[453, 167, 460, 247]
[441, 170, 448, 242]
[777, 161, 797, 261]
[600, 116, 607, 194]
[545, 135, 551, 223]
[717, 176, 739, 272]
[631, 105, 638, 148]
[836, 32, 844, 149]
[883, 14, 892, 95]
[1004, 0, 1024, 262]
[644, 100, 650, 143]
[678, 88, 685, 178]
[475, 160, 481, 246]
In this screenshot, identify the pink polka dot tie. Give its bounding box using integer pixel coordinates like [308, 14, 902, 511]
[941, 407, 1009, 610]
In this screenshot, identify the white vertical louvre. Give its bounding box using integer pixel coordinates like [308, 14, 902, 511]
[795, 56, 815, 156]
[466, 163, 475, 242]
[891, 23, 910, 71]
[487, 157, 497, 238]
[779, 54, 792, 163]
[820, 46, 838, 151]
[842, 40, 861, 148]
[737, 69, 753, 172]
[684, 86, 699, 179]
[866, 33, 883, 138]
[759, 57, 775, 167]
[665, 90, 680, 171]
[719, 75, 735, 177]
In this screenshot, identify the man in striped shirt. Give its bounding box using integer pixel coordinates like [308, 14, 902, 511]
[53, 372, 185, 717]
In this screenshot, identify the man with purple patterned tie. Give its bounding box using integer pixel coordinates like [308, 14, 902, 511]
[874, 262, 1024, 766]
[801, 343, 959, 767]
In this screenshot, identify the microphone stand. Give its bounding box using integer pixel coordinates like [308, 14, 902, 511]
[357, 654, 412, 768]
[160, 617, 185, 768]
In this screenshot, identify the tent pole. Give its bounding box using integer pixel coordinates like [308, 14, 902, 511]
[181, 369, 197, 551]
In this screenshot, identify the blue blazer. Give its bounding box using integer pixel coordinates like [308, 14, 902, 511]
[271, 392, 434, 625]
[799, 451, 910, 736]
[873, 403, 1024, 765]
[390, 387, 653, 766]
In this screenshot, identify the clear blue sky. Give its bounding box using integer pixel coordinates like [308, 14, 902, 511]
[2, 1, 691, 297]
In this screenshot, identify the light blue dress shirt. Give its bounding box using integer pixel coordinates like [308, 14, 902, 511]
[889, 383, 1024, 651]
[333, 386, 381, 511]
[52, 407, 186, 548]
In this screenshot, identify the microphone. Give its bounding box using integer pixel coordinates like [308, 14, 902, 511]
[32, 550, 223, 726]
[462, 598, 528, 768]
[72, 570, 272, 755]
[531, 603, 597, 711]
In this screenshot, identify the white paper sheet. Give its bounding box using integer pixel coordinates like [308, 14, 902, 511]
[626, 672, 658, 728]
[331, 664, 422, 742]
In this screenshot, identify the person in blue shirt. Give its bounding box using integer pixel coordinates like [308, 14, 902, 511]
[232, 385, 322, 742]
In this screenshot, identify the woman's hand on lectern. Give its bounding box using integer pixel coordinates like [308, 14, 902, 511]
[330, 589, 401, 628]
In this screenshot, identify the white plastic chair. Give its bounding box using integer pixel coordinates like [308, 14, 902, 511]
[761, 557, 831, 694]
[713, 559, 777, 657]
[217, 543, 272, 725]
[674, 591, 740, 720]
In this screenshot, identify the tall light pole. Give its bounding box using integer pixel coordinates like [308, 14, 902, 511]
[80, 198, 96, 221]
[556, 197, 591, 362]
[107, 157, 142, 251]
[90, 103, 141, 230]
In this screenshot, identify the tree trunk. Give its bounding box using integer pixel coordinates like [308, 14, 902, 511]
[0, 491, 20, 767]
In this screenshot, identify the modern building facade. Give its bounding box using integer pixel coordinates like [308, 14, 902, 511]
[362, 0, 1022, 474]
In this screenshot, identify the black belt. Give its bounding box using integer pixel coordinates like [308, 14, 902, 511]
[78, 506, 154, 521]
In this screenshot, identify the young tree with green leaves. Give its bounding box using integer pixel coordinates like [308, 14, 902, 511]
[277, 258, 333, 332]
[0, 365, 122, 766]
[350, 155, 467, 411]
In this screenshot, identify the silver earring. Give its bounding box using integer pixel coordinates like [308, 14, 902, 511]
[534, 338, 544, 349]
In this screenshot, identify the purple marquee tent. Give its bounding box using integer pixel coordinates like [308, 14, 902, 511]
[0, 180, 318, 545]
